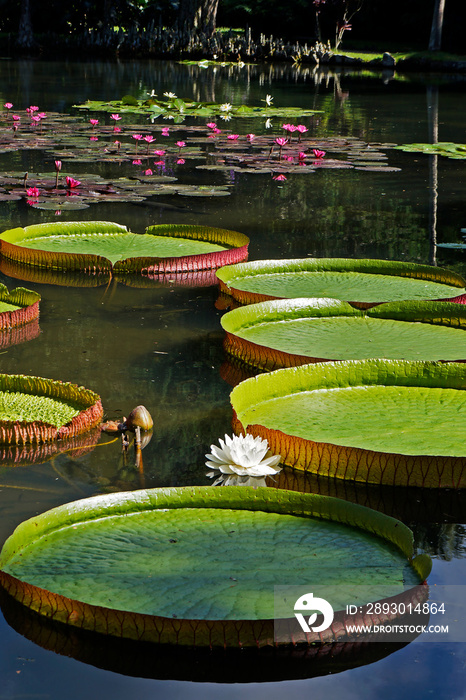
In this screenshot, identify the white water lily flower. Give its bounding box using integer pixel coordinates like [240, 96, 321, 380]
[164, 91, 177, 99]
[263, 94, 273, 106]
[206, 434, 281, 477]
[220, 103, 232, 112]
[146, 89, 157, 97]
[219, 113, 232, 121]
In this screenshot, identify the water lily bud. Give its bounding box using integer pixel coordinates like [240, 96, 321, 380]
[125, 405, 153, 431]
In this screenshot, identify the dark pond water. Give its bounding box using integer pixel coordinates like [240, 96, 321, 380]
[0, 59, 465, 699]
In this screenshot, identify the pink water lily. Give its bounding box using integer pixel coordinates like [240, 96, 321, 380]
[273, 174, 287, 181]
[90, 136, 98, 141]
[275, 137, 288, 146]
[246, 133, 255, 141]
[132, 159, 142, 165]
[144, 168, 153, 175]
[54, 160, 62, 187]
[153, 149, 166, 156]
[26, 187, 40, 197]
[4, 102, 13, 109]
[132, 134, 143, 140]
[313, 149, 326, 158]
[227, 134, 239, 140]
[66, 176, 81, 189]
[161, 127, 170, 136]
[110, 113, 121, 121]
[298, 151, 307, 161]
[90, 118, 99, 128]
[144, 135, 155, 143]
[29, 106, 39, 112]
[176, 141, 186, 148]
[206, 122, 217, 129]
[176, 158, 185, 165]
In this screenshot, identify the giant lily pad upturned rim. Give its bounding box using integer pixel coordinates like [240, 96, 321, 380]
[216, 258, 466, 308]
[0, 283, 41, 331]
[0, 486, 430, 648]
[0, 222, 249, 276]
[230, 359, 466, 488]
[0, 374, 103, 445]
[221, 297, 466, 370]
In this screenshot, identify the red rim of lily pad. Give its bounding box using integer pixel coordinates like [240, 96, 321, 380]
[0, 374, 103, 445]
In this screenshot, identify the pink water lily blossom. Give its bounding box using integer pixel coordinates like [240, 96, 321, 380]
[161, 127, 170, 136]
[3, 102, 13, 110]
[153, 150, 166, 156]
[298, 152, 307, 161]
[12, 115, 20, 121]
[90, 119, 99, 128]
[55, 160, 62, 171]
[65, 176, 81, 189]
[176, 141, 186, 148]
[246, 133, 255, 141]
[144, 169, 153, 176]
[176, 158, 185, 165]
[132, 159, 142, 165]
[26, 187, 40, 197]
[29, 106, 39, 112]
[206, 122, 217, 129]
[273, 174, 287, 181]
[227, 134, 239, 140]
[313, 149, 326, 158]
[275, 137, 288, 146]
[132, 134, 143, 140]
[144, 135, 155, 143]
[110, 114, 121, 121]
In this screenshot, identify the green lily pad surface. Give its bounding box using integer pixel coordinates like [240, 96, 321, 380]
[217, 259, 466, 307]
[221, 298, 466, 368]
[16, 232, 226, 265]
[231, 359, 466, 487]
[0, 486, 428, 646]
[0, 391, 79, 427]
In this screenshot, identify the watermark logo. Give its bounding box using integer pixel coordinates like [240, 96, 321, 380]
[294, 592, 334, 633]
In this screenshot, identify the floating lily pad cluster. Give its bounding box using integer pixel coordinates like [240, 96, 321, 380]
[0, 102, 400, 210]
[394, 142, 466, 159]
[74, 95, 323, 121]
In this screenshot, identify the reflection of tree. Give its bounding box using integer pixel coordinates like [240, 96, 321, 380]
[414, 524, 466, 560]
[427, 85, 439, 265]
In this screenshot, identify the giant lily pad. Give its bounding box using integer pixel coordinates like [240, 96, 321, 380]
[0, 486, 429, 647]
[0, 284, 40, 331]
[221, 298, 466, 370]
[216, 258, 466, 308]
[230, 359, 466, 488]
[0, 222, 249, 275]
[0, 374, 103, 444]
